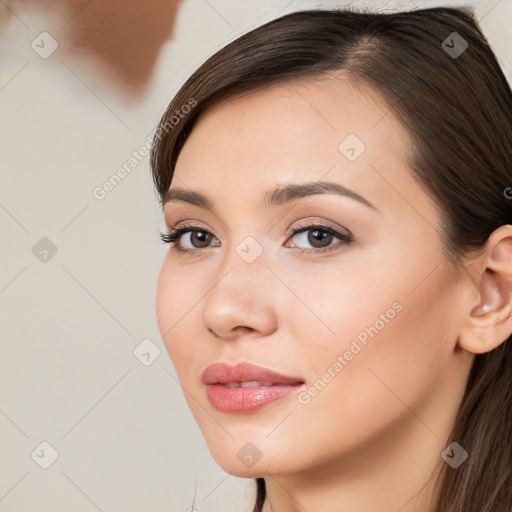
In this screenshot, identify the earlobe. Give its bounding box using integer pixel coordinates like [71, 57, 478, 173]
[458, 226, 512, 355]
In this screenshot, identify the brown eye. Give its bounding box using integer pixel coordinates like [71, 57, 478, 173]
[189, 230, 213, 248]
[307, 229, 333, 248]
[160, 226, 220, 252]
[287, 224, 353, 253]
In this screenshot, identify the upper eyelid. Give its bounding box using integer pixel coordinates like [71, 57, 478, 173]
[164, 207, 352, 231]
[170, 221, 345, 233]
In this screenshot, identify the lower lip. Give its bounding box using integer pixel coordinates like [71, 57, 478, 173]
[206, 383, 304, 413]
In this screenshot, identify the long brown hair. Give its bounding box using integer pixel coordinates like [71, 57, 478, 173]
[151, 6, 512, 511]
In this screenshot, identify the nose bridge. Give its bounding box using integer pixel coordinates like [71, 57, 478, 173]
[201, 235, 277, 337]
[214, 231, 269, 290]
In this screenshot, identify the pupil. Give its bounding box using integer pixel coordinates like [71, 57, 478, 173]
[308, 230, 331, 248]
[192, 231, 209, 247]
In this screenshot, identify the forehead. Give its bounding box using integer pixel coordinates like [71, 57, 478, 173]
[176, 75, 412, 176]
[170, 75, 430, 223]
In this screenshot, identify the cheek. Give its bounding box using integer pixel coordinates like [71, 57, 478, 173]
[155, 260, 198, 368]
[291, 264, 453, 444]
[277, 253, 404, 365]
[155, 262, 174, 342]
[279, 250, 451, 412]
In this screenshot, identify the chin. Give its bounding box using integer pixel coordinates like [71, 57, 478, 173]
[205, 439, 299, 478]
[213, 457, 277, 479]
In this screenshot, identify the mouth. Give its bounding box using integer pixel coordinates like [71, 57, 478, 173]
[202, 362, 305, 413]
[201, 361, 305, 386]
[221, 381, 278, 388]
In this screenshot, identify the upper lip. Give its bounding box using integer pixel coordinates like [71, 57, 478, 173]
[201, 362, 305, 385]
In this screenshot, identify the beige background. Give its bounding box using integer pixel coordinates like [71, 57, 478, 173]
[1, 0, 510, 510]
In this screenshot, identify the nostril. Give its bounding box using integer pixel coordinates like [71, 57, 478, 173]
[234, 326, 256, 335]
[208, 326, 255, 338]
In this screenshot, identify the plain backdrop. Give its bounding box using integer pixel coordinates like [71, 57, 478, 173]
[1, 0, 511, 510]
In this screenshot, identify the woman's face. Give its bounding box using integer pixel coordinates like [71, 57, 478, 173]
[156, 76, 472, 478]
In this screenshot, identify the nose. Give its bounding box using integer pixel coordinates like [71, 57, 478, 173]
[201, 249, 278, 340]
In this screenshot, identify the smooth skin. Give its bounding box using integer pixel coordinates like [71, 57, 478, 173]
[155, 74, 512, 512]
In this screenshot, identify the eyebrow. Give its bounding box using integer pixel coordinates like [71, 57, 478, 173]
[162, 181, 377, 212]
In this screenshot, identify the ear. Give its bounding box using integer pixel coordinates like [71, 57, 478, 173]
[458, 225, 512, 354]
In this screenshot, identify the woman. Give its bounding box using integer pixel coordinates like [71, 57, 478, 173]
[151, 6, 512, 511]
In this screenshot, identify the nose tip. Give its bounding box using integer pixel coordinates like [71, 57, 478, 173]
[201, 252, 278, 341]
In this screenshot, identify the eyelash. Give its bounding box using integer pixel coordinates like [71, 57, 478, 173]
[160, 222, 353, 255]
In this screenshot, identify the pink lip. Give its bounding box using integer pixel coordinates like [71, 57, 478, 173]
[202, 362, 305, 414]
